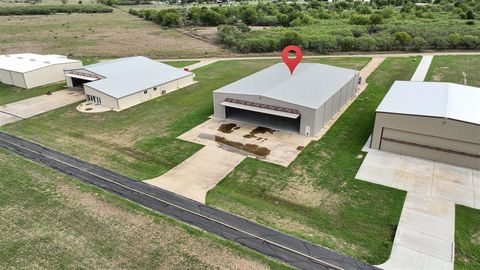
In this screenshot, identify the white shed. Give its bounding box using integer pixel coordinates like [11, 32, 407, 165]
[64, 56, 194, 111]
[0, 54, 81, 89]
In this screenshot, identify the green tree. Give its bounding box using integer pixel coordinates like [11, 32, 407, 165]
[394, 31, 413, 47]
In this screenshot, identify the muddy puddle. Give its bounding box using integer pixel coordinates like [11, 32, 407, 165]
[215, 136, 271, 157]
[218, 123, 238, 134]
[243, 126, 276, 139]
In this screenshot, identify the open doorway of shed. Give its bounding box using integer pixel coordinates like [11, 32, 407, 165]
[71, 77, 91, 89]
[225, 106, 301, 133]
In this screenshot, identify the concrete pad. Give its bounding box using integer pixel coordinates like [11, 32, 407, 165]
[432, 179, 475, 208]
[0, 112, 22, 126]
[392, 169, 433, 194]
[434, 162, 473, 187]
[399, 206, 454, 242]
[0, 90, 84, 120]
[355, 160, 396, 187]
[146, 145, 245, 203]
[379, 245, 453, 270]
[398, 155, 434, 176]
[361, 136, 371, 152]
[179, 118, 313, 167]
[395, 227, 453, 262]
[403, 193, 455, 221]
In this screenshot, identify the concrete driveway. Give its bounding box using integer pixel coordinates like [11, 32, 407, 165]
[356, 149, 480, 270]
[0, 90, 84, 126]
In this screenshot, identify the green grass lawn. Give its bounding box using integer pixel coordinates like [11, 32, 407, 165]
[1, 57, 370, 181]
[207, 57, 420, 264]
[163, 60, 200, 68]
[0, 83, 65, 106]
[0, 148, 291, 270]
[426, 55, 480, 87]
[455, 205, 480, 270]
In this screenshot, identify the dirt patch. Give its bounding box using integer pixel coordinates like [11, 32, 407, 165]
[218, 123, 238, 134]
[471, 231, 480, 245]
[297, 146, 305, 151]
[243, 126, 276, 138]
[215, 136, 271, 157]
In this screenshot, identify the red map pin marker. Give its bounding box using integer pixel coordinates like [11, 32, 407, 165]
[282, 45, 303, 75]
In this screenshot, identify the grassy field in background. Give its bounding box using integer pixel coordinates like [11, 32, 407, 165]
[163, 60, 200, 68]
[0, 9, 220, 58]
[1, 57, 370, 180]
[0, 148, 290, 270]
[455, 205, 480, 270]
[207, 57, 421, 264]
[426, 55, 480, 87]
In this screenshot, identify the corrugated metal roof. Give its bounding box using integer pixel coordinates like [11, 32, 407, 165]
[214, 63, 358, 109]
[0, 53, 79, 73]
[76, 56, 192, 99]
[377, 81, 480, 125]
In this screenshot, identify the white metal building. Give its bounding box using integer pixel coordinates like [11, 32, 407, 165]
[64, 56, 194, 111]
[213, 63, 359, 136]
[0, 53, 81, 89]
[371, 81, 480, 169]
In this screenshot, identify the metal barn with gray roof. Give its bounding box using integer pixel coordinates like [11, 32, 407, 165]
[64, 56, 194, 111]
[371, 81, 480, 169]
[213, 63, 359, 136]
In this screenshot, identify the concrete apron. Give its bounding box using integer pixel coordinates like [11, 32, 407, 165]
[356, 149, 480, 270]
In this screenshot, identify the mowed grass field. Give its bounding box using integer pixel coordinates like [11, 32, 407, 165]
[207, 57, 420, 264]
[426, 55, 480, 87]
[0, 148, 290, 270]
[1, 57, 370, 180]
[455, 206, 480, 270]
[0, 9, 221, 58]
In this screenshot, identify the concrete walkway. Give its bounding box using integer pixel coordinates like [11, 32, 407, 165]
[0, 90, 84, 126]
[146, 145, 245, 203]
[411, 55, 434, 81]
[186, 59, 218, 70]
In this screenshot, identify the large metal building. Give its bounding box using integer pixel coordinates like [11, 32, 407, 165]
[371, 81, 480, 169]
[213, 63, 359, 137]
[64, 56, 194, 111]
[0, 53, 81, 89]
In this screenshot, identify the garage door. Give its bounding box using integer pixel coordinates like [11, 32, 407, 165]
[225, 106, 301, 132]
[380, 128, 480, 169]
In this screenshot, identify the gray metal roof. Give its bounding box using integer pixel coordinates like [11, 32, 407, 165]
[377, 81, 480, 125]
[72, 56, 192, 99]
[0, 53, 80, 73]
[214, 63, 358, 109]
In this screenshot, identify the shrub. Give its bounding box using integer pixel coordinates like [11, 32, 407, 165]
[0, 5, 113, 15]
[349, 14, 370, 25]
[279, 31, 304, 48]
[356, 36, 377, 51]
[369, 13, 383, 25]
[394, 31, 413, 47]
[412, 36, 427, 51]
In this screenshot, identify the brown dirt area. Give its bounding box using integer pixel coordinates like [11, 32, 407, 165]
[0, 10, 225, 58]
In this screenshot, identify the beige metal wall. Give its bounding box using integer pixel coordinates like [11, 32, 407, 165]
[0, 69, 13, 85]
[371, 113, 480, 169]
[24, 62, 82, 89]
[10, 72, 27, 88]
[117, 75, 194, 111]
[84, 85, 119, 110]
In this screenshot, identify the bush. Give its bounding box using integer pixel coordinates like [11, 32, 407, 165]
[0, 5, 113, 15]
[307, 36, 338, 53]
[279, 31, 304, 48]
[349, 14, 371, 25]
[356, 36, 377, 51]
[412, 36, 427, 51]
[394, 31, 413, 47]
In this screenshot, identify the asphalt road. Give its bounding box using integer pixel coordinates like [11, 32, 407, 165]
[0, 131, 379, 270]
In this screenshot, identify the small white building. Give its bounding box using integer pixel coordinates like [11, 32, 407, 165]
[0, 53, 81, 89]
[64, 56, 194, 111]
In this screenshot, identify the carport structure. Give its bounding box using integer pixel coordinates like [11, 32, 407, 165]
[213, 63, 359, 137]
[371, 81, 480, 170]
